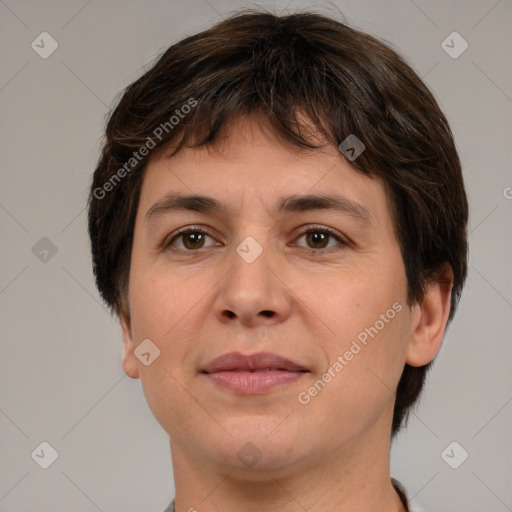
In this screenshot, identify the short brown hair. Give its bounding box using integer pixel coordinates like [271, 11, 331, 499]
[88, 9, 468, 437]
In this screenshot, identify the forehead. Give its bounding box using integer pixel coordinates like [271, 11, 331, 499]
[138, 116, 392, 229]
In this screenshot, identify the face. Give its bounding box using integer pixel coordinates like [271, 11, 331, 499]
[121, 116, 417, 478]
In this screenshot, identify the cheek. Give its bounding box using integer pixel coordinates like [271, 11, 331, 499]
[307, 269, 409, 413]
[128, 266, 183, 341]
[138, 365, 190, 438]
[303, 264, 405, 345]
[127, 264, 209, 380]
[127, 270, 196, 431]
[300, 302, 409, 440]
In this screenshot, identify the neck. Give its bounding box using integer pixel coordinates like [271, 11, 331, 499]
[169, 424, 405, 512]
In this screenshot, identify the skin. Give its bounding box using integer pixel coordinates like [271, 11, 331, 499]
[120, 115, 453, 512]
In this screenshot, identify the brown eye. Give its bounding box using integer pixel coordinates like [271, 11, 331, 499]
[165, 229, 218, 251]
[304, 231, 330, 249]
[294, 227, 347, 252]
[181, 232, 206, 250]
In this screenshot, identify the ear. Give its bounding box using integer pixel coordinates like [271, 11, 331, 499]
[121, 312, 140, 379]
[406, 263, 454, 367]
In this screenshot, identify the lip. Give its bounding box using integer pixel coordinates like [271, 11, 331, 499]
[201, 351, 309, 395]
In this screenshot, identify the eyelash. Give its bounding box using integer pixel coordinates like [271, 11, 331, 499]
[162, 225, 349, 254]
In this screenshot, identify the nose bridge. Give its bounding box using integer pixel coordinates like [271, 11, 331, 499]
[214, 230, 291, 325]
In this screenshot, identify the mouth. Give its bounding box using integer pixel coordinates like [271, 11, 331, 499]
[200, 352, 310, 395]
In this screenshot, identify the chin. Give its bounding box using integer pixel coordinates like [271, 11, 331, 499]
[204, 424, 308, 476]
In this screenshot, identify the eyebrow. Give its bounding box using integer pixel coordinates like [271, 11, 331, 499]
[144, 192, 373, 225]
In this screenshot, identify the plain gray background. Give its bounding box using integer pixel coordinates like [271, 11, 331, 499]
[1, 0, 511, 511]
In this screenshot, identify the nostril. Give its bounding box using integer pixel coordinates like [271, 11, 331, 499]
[260, 310, 274, 318]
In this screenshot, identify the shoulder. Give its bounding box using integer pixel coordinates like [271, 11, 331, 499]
[162, 499, 174, 512]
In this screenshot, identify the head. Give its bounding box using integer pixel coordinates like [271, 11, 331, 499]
[88, 9, 468, 467]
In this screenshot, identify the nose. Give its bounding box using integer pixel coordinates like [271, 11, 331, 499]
[213, 237, 292, 327]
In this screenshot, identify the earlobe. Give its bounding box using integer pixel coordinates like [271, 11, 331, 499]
[120, 313, 140, 379]
[406, 264, 454, 367]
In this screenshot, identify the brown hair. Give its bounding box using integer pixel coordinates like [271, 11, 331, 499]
[88, 9, 468, 437]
